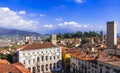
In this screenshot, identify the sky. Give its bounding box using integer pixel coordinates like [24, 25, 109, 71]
[0, 0, 120, 34]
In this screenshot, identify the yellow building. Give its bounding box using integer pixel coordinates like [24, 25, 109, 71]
[62, 47, 85, 70]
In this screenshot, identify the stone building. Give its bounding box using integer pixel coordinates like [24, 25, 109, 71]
[15, 43, 62, 73]
[106, 21, 118, 55]
[24, 35, 30, 44]
[100, 31, 104, 43]
[107, 21, 117, 49]
[50, 34, 57, 46]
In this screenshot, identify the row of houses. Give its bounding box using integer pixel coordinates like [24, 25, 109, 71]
[70, 51, 120, 73]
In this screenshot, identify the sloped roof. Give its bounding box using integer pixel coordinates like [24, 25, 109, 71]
[20, 43, 57, 51]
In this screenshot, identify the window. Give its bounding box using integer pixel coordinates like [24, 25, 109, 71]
[50, 56, 52, 61]
[106, 66, 110, 70]
[41, 65, 44, 72]
[37, 57, 40, 62]
[42, 56, 44, 61]
[37, 52, 39, 54]
[32, 67, 36, 73]
[28, 67, 31, 72]
[28, 60, 30, 64]
[46, 64, 48, 71]
[57, 55, 59, 59]
[106, 71, 110, 73]
[23, 60, 25, 64]
[37, 66, 40, 72]
[46, 56, 48, 61]
[33, 59, 35, 63]
[23, 53, 25, 56]
[54, 56, 56, 60]
[53, 63, 56, 69]
[50, 63, 52, 70]
[100, 68, 102, 73]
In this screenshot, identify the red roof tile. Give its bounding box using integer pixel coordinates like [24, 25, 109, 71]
[20, 43, 57, 50]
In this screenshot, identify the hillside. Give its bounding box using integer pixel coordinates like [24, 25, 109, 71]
[0, 27, 40, 36]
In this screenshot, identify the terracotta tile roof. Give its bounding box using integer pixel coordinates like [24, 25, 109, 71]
[62, 47, 85, 54]
[0, 59, 10, 64]
[71, 53, 95, 61]
[13, 62, 30, 73]
[19, 43, 57, 51]
[0, 60, 30, 73]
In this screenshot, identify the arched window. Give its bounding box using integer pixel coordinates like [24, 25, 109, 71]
[50, 63, 52, 70]
[46, 64, 48, 71]
[57, 55, 59, 59]
[53, 63, 56, 69]
[50, 56, 52, 61]
[54, 56, 55, 60]
[32, 66, 36, 73]
[37, 66, 40, 72]
[42, 56, 44, 61]
[41, 65, 44, 72]
[37, 57, 40, 62]
[46, 56, 48, 61]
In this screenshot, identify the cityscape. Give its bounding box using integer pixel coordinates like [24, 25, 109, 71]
[0, 0, 120, 73]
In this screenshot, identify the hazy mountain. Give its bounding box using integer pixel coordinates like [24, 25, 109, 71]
[0, 27, 40, 36]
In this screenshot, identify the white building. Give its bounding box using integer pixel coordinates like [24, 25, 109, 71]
[15, 43, 62, 73]
[70, 52, 120, 73]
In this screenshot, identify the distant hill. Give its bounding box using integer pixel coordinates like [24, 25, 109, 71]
[0, 27, 40, 36]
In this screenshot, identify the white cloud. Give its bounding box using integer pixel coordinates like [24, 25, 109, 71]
[59, 21, 89, 28]
[55, 18, 63, 21]
[44, 24, 54, 29]
[39, 14, 46, 17]
[0, 7, 38, 30]
[75, 0, 84, 3]
[42, 21, 90, 33]
[18, 11, 26, 15]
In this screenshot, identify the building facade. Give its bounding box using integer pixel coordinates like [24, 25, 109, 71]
[107, 21, 117, 49]
[16, 43, 62, 73]
[70, 52, 120, 73]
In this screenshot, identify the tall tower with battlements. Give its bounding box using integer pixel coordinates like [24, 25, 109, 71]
[107, 21, 117, 49]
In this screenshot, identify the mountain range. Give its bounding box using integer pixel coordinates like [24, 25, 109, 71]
[0, 27, 40, 36]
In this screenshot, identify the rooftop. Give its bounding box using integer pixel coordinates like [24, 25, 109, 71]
[0, 59, 30, 73]
[19, 43, 57, 51]
[71, 52, 95, 61]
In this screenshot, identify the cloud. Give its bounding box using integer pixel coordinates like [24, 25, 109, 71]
[75, 0, 84, 3]
[55, 18, 63, 21]
[44, 24, 54, 29]
[42, 21, 90, 33]
[58, 21, 89, 28]
[18, 11, 26, 15]
[39, 14, 46, 17]
[0, 7, 38, 30]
